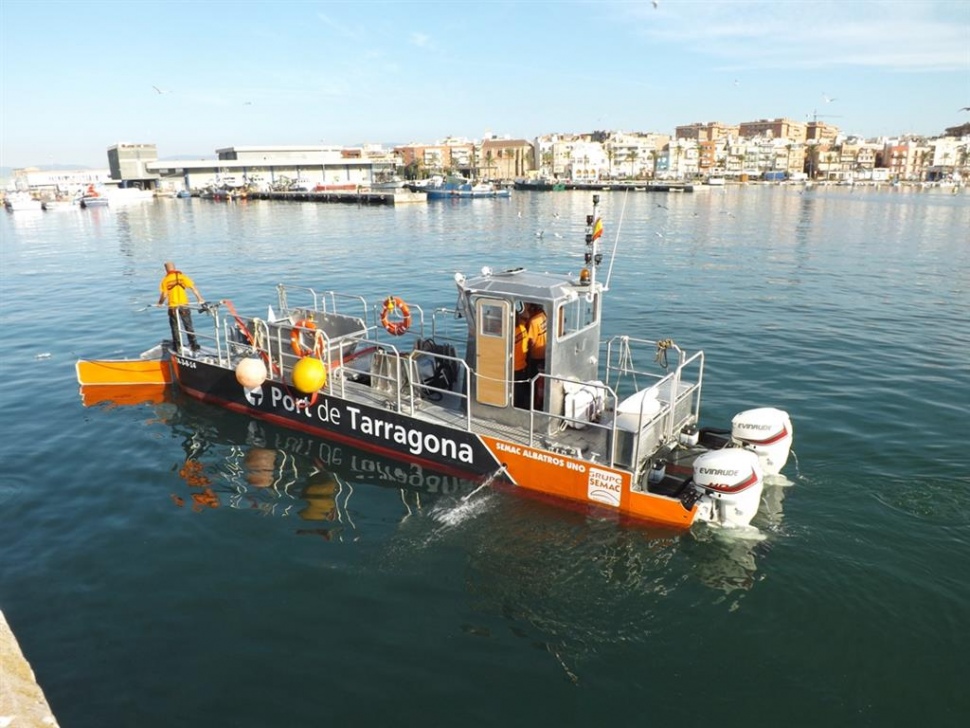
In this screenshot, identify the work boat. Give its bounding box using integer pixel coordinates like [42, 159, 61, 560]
[77, 196, 793, 530]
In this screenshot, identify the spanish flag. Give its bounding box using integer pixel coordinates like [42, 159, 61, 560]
[592, 217, 603, 241]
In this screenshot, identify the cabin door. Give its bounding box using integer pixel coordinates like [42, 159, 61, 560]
[474, 298, 511, 407]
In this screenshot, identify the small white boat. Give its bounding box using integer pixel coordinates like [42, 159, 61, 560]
[79, 184, 109, 208]
[4, 192, 43, 211]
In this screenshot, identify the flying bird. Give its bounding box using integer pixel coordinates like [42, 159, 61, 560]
[822, 93, 837, 103]
[652, 0, 659, 8]
[152, 85, 171, 95]
[961, 107, 970, 111]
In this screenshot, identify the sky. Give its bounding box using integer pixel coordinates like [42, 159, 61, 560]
[1, 0, 968, 168]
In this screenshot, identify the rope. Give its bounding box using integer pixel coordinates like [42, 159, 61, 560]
[655, 338, 676, 369]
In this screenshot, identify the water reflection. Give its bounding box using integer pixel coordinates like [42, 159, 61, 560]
[140, 394, 483, 540]
[80, 383, 787, 589]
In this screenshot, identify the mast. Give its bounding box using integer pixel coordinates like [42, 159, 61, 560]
[582, 194, 604, 292]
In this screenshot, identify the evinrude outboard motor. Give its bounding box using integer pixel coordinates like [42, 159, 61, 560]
[731, 407, 793, 476]
[692, 448, 764, 528]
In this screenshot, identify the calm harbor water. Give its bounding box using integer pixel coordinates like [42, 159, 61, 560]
[1, 186, 969, 726]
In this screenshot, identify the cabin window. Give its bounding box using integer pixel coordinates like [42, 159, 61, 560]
[558, 294, 597, 337]
[480, 303, 505, 337]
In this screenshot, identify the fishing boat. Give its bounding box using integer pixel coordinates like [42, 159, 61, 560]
[77, 196, 794, 531]
[425, 175, 511, 199]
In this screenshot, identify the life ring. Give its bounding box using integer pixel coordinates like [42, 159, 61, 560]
[290, 319, 322, 357]
[380, 296, 412, 336]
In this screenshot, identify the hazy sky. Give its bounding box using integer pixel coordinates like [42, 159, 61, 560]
[1, 0, 968, 168]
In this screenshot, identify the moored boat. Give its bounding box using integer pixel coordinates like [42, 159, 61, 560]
[77, 196, 794, 531]
[79, 184, 109, 208]
[426, 175, 511, 199]
[4, 191, 43, 211]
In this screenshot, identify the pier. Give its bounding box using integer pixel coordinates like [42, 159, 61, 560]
[0, 610, 59, 726]
[243, 189, 426, 205]
[513, 180, 694, 193]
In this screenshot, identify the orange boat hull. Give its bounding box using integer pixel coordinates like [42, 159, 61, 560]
[76, 358, 173, 386]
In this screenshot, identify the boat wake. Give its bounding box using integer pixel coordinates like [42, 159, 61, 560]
[430, 492, 496, 529]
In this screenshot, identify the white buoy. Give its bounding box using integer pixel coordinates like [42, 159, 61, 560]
[235, 357, 267, 388]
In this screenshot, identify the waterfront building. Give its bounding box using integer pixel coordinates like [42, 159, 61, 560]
[928, 136, 968, 181]
[603, 132, 668, 179]
[558, 139, 607, 182]
[479, 138, 534, 180]
[7, 167, 110, 195]
[394, 138, 475, 178]
[108, 143, 159, 184]
[145, 144, 400, 193]
[660, 139, 700, 179]
[881, 139, 933, 182]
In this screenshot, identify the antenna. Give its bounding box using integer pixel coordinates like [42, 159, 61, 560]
[582, 195, 604, 294]
[807, 108, 843, 123]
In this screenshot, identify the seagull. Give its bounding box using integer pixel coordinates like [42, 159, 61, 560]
[961, 107, 970, 111]
[652, 0, 659, 8]
[152, 85, 170, 95]
[822, 93, 837, 103]
[243, 101, 253, 106]
[734, 79, 740, 87]
[553, 232, 563, 238]
[535, 230, 544, 238]
[656, 203, 668, 209]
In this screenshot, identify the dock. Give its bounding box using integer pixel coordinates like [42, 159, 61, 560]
[0, 610, 59, 726]
[514, 181, 694, 193]
[244, 189, 427, 206]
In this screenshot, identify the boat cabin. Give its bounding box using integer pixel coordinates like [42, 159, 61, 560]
[455, 265, 603, 430]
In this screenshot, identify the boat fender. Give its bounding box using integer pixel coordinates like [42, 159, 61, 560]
[381, 296, 412, 336]
[235, 357, 267, 388]
[291, 319, 321, 357]
[293, 356, 327, 394]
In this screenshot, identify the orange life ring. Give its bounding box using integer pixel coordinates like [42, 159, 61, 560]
[290, 319, 322, 357]
[380, 296, 411, 336]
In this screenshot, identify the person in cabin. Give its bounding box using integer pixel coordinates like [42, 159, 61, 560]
[513, 308, 530, 408]
[158, 261, 205, 353]
[526, 302, 547, 407]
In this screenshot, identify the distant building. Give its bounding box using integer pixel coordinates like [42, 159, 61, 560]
[479, 138, 534, 180]
[108, 143, 160, 186]
[738, 118, 807, 143]
[394, 139, 475, 178]
[675, 122, 739, 142]
[6, 167, 110, 195]
[147, 144, 399, 192]
[806, 121, 840, 143]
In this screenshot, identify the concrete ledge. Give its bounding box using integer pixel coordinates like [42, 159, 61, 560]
[0, 610, 58, 727]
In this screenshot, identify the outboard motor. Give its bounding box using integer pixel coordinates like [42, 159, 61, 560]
[692, 448, 764, 528]
[731, 407, 793, 476]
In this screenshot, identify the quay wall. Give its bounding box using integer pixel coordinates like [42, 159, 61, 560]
[0, 610, 59, 726]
